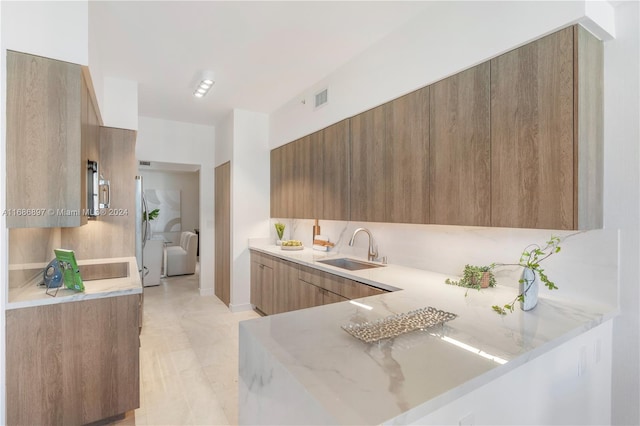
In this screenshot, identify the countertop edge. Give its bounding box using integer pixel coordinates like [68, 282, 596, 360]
[7, 256, 142, 310]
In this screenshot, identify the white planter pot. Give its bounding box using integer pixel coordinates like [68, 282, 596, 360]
[519, 267, 539, 311]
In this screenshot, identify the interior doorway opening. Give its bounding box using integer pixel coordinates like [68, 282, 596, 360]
[138, 160, 201, 289]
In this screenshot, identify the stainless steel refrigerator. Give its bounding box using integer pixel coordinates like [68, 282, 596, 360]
[135, 175, 151, 286]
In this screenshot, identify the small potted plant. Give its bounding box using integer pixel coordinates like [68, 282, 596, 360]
[492, 235, 562, 315]
[445, 264, 497, 295]
[274, 222, 285, 245]
[144, 208, 159, 222]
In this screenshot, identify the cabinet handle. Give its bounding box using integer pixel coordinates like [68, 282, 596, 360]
[259, 264, 264, 269]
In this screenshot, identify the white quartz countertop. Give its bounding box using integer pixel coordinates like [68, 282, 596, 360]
[7, 257, 142, 310]
[243, 243, 617, 424]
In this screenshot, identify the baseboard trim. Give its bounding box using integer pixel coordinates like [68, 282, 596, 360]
[199, 288, 214, 296]
[230, 303, 254, 313]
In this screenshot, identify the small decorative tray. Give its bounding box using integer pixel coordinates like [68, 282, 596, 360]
[341, 307, 457, 343]
[281, 245, 304, 251]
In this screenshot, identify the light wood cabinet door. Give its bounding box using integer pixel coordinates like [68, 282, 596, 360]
[270, 147, 284, 218]
[250, 251, 274, 315]
[215, 162, 231, 306]
[321, 288, 348, 305]
[351, 88, 429, 224]
[271, 123, 345, 221]
[296, 279, 324, 310]
[6, 50, 83, 228]
[271, 143, 295, 219]
[298, 263, 386, 300]
[6, 295, 140, 425]
[385, 87, 430, 224]
[295, 132, 323, 219]
[250, 257, 262, 308]
[322, 119, 350, 220]
[260, 265, 274, 315]
[272, 257, 299, 314]
[350, 104, 386, 222]
[348, 279, 386, 299]
[491, 27, 574, 229]
[430, 63, 491, 226]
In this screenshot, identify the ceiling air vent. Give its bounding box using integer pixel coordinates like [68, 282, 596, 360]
[139, 161, 151, 166]
[315, 88, 328, 109]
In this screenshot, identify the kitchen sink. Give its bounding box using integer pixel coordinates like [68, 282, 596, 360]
[317, 258, 386, 271]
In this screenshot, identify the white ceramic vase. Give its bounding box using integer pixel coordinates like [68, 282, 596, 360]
[519, 267, 539, 311]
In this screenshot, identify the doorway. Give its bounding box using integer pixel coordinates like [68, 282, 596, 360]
[138, 161, 200, 287]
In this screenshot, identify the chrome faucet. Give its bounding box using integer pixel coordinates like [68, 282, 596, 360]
[349, 227, 378, 262]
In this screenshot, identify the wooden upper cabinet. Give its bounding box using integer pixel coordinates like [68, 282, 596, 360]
[270, 25, 601, 230]
[271, 121, 348, 221]
[6, 51, 83, 228]
[350, 104, 387, 223]
[322, 119, 350, 221]
[385, 87, 430, 224]
[430, 63, 491, 226]
[351, 88, 429, 224]
[491, 27, 575, 229]
[270, 147, 284, 218]
[272, 143, 296, 218]
[295, 132, 323, 219]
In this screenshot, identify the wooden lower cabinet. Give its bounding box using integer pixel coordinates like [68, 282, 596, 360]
[319, 287, 349, 305]
[250, 252, 274, 315]
[250, 250, 387, 315]
[298, 264, 384, 299]
[272, 257, 301, 314]
[296, 279, 325, 310]
[296, 279, 348, 310]
[6, 294, 140, 425]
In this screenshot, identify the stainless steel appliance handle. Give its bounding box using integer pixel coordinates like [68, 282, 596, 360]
[142, 194, 150, 247]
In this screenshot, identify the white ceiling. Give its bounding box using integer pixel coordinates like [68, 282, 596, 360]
[90, 1, 430, 127]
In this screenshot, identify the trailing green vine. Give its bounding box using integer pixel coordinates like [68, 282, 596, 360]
[492, 236, 562, 315]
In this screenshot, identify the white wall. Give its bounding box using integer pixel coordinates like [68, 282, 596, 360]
[602, 2, 640, 424]
[215, 110, 233, 167]
[139, 169, 200, 245]
[102, 77, 138, 130]
[267, 1, 636, 424]
[270, 1, 612, 147]
[1, 1, 88, 65]
[136, 116, 215, 295]
[230, 109, 270, 311]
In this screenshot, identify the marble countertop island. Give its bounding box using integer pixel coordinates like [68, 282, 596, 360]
[240, 243, 617, 425]
[7, 256, 142, 310]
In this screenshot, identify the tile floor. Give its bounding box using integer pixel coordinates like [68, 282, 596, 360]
[133, 266, 260, 425]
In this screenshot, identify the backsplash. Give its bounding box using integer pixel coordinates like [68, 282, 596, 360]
[270, 218, 619, 308]
[8, 227, 61, 288]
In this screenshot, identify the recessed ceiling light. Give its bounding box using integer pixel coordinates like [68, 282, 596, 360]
[193, 71, 215, 98]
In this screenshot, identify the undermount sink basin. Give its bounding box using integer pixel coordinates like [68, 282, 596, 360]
[317, 258, 386, 271]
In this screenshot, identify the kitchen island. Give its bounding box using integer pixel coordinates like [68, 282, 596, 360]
[240, 245, 616, 425]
